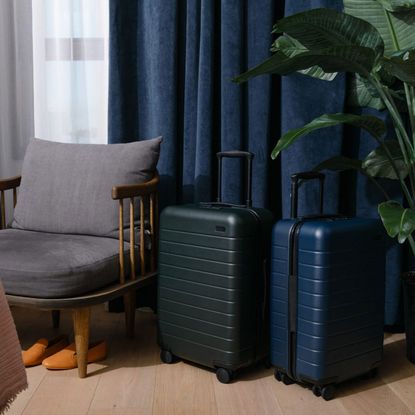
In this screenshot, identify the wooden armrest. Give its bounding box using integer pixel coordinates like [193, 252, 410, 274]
[0, 176, 21, 191]
[112, 171, 159, 200]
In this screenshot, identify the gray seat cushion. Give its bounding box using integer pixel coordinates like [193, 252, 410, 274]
[12, 137, 161, 237]
[0, 229, 128, 298]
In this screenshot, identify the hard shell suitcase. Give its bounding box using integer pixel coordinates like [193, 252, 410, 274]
[270, 172, 385, 400]
[157, 151, 274, 383]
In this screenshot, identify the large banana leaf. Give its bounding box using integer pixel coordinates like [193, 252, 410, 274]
[271, 35, 337, 81]
[271, 113, 386, 159]
[273, 8, 384, 57]
[348, 74, 385, 109]
[362, 140, 408, 179]
[233, 46, 376, 83]
[314, 156, 363, 171]
[381, 56, 415, 84]
[344, 0, 415, 54]
[375, 0, 415, 11]
[378, 200, 415, 243]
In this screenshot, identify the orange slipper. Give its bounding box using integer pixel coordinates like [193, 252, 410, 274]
[42, 340, 107, 370]
[22, 334, 69, 367]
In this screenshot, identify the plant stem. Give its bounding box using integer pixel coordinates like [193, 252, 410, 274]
[383, 83, 415, 198]
[369, 76, 415, 204]
[382, 10, 414, 152]
[404, 83, 415, 147]
[376, 79, 413, 157]
[383, 8, 415, 198]
[371, 134, 414, 206]
[402, 83, 415, 195]
[408, 235, 415, 257]
[384, 9, 400, 49]
[366, 175, 390, 201]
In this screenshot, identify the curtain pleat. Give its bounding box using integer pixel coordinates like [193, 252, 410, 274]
[0, 0, 34, 219]
[280, 0, 345, 218]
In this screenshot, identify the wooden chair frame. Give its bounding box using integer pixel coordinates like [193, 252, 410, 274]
[0, 172, 159, 378]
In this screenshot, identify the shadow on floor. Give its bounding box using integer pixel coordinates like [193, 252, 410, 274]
[12, 305, 162, 378]
[336, 338, 413, 398]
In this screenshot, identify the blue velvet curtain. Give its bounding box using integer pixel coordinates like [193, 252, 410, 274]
[109, 0, 281, 209]
[108, 0, 403, 326]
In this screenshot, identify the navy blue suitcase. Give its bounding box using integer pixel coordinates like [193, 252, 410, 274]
[270, 172, 385, 400]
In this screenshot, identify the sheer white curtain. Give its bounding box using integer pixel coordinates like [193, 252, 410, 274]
[32, 0, 109, 144]
[0, 0, 34, 180]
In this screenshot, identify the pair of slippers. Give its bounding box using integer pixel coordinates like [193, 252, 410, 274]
[22, 335, 107, 369]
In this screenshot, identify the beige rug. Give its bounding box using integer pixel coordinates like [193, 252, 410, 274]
[0, 282, 27, 414]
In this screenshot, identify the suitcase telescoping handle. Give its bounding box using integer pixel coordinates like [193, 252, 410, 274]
[216, 151, 254, 208]
[290, 171, 325, 219]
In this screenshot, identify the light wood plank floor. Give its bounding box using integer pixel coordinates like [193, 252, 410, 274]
[7, 305, 415, 415]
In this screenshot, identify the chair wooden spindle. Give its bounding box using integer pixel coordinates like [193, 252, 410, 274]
[140, 196, 146, 276]
[129, 198, 136, 280]
[13, 188, 17, 208]
[154, 192, 159, 266]
[150, 193, 156, 272]
[119, 199, 125, 284]
[1, 190, 5, 230]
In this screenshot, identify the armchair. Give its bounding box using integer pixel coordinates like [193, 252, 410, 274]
[0, 137, 161, 378]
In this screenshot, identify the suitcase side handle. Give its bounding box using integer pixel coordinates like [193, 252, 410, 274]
[216, 151, 254, 208]
[290, 171, 325, 219]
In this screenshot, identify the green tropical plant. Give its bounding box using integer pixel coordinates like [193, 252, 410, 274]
[233, 2, 415, 255]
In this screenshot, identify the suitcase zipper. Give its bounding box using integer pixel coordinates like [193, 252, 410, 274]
[287, 220, 303, 382]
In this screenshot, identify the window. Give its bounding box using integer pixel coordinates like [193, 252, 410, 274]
[32, 0, 109, 144]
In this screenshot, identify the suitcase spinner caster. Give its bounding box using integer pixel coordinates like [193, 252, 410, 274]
[312, 385, 321, 397]
[320, 385, 335, 401]
[274, 369, 294, 385]
[160, 349, 177, 364]
[216, 368, 233, 384]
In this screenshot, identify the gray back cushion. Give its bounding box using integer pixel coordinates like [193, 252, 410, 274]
[12, 137, 161, 237]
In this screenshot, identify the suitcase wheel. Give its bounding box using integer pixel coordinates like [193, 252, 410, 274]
[274, 370, 294, 385]
[274, 369, 283, 382]
[321, 385, 335, 401]
[281, 373, 294, 385]
[160, 349, 176, 364]
[216, 368, 233, 384]
[312, 385, 321, 397]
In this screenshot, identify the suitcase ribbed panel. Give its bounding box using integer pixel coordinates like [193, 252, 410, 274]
[270, 218, 385, 385]
[158, 204, 273, 370]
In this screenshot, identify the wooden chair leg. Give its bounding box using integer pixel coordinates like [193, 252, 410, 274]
[124, 291, 136, 339]
[72, 307, 91, 378]
[51, 310, 60, 328]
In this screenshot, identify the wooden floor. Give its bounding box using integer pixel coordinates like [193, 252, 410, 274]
[7, 305, 415, 415]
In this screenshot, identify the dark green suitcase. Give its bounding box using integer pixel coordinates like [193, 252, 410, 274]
[157, 151, 274, 383]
